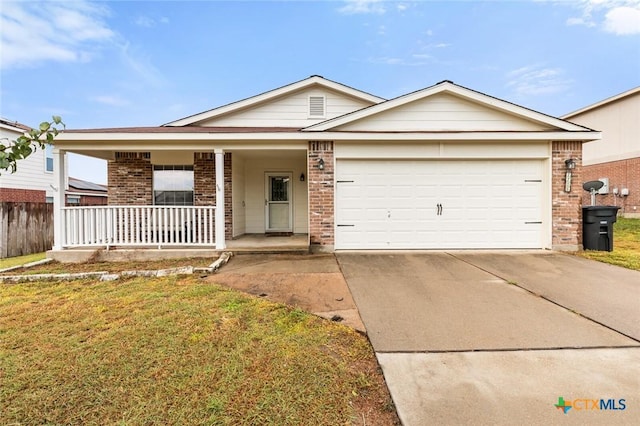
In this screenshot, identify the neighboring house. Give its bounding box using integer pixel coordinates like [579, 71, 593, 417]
[0, 118, 107, 207]
[67, 177, 108, 206]
[562, 87, 640, 217]
[0, 118, 58, 203]
[51, 75, 599, 256]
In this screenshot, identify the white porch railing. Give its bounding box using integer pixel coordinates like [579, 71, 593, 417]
[61, 206, 217, 248]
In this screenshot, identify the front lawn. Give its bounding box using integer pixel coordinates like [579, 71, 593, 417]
[0, 276, 397, 425]
[578, 217, 640, 271]
[0, 252, 46, 270]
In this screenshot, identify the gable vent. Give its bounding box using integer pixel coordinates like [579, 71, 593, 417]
[309, 96, 325, 118]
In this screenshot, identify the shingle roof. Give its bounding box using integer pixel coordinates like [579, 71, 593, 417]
[68, 177, 107, 192]
[64, 126, 302, 134]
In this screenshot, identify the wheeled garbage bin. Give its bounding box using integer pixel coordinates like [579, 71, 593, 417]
[582, 206, 620, 251]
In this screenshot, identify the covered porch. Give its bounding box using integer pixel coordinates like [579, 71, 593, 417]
[48, 134, 312, 260]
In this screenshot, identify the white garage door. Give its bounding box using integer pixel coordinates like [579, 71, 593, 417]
[335, 159, 544, 249]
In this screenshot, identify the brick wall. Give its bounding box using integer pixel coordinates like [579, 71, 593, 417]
[0, 188, 46, 203]
[108, 152, 152, 205]
[194, 153, 215, 206]
[308, 141, 334, 250]
[581, 157, 639, 217]
[551, 141, 583, 250]
[224, 153, 232, 239]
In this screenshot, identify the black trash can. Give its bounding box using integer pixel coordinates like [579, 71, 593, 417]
[582, 206, 620, 251]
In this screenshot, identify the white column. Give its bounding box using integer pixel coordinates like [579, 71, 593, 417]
[52, 148, 66, 250]
[215, 149, 226, 250]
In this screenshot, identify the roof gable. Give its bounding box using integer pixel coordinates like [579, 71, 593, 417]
[165, 75, 385, 127]
[563, 86, 640, 119]
[304, 81, 592, 133]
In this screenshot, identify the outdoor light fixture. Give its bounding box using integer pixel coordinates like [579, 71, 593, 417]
[300, 173, 305, 182]
[565, 158, 576, 170]
[564, 158, 576, 192]
[318, 158, 325, 170]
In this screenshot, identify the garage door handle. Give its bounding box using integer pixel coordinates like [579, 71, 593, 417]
[437, 204, 443, 215]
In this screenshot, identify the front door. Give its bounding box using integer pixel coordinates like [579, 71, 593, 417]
[265, 173, 293, 232]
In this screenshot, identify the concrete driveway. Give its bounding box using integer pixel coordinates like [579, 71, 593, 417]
[337, 252, 640, 425]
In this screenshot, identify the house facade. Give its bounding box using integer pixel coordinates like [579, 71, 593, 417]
[562, 87, 640, 217]
[50, 76, 599, 257]
[0, 118, 57, 203]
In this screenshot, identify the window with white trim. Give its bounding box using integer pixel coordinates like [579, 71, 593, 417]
[153, 165, 194, 206]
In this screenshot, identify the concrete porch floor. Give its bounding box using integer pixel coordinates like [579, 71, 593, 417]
[47, 234, 310, 263]
[227, 233, 309, 253]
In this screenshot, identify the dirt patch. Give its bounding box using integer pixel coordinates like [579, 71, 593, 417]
[209, 253, 366, 332]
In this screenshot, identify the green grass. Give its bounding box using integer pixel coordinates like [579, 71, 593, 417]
[0, 276, 394, 425]
[578, 218, 640, 271]
[0, 252, 46, 270]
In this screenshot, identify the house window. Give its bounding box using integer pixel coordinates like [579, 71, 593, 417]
[309, 96, 325, 118]
[153, 165, 194, 206]
[45, 144, 54, 172]
[67, 195, 81, 205]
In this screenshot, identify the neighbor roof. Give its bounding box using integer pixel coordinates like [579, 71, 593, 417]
[68, 177, 107, 192]
[0, 118, 32, 132]
[562, 86, 640, 119]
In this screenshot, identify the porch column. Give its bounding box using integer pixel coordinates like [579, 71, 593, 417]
[215, 149, 226, 250]
[52, 148, 66, 250]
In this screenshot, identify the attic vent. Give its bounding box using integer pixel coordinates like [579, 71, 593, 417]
[309, 96, 325, 118]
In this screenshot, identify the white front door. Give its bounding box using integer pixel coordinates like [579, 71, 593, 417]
[265, 173, 293, 232]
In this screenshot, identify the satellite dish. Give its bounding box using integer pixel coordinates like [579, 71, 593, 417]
[583, 180, 604, 192]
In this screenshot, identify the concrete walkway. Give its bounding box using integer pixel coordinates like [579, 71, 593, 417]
[337, 252, 640, 425]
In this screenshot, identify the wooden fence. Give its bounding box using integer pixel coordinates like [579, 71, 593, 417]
[0, 202, 53, 258]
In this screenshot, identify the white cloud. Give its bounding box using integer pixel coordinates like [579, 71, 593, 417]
[0, 1, 115, 69]
[135, 16, 156, 28]
[565, 0, 640, 35]
[135, 15, 170, 28]
[506, 64, 573, 96]
[368, 55, 432, 66]
[604, 6, 640, 34]
[92, 95, 130, 107]
[338, 0, 386, 15]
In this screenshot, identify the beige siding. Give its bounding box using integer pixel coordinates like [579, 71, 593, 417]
[239, 153, 308, 234]
[0, 127, 58, 198]
[567, 92, 640, 165]
[232, 157, 246, 237]
[335, 93, 554, 132]
[335, 141, 550, 159]
[198, 88, 373, 128]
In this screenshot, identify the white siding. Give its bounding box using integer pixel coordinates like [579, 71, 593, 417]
[232, 157, 246, 237]
[238, 153, 308, 234]
[568, 91, 640, 165]
[0, 126, 58, 198]
[198, 88, 373, 128]
[335, 93, 555, 132]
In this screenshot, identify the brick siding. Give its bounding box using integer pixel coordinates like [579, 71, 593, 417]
[107, 152, 152, 205]
[0, 188, 46, 203]
[551, 141, 583, 250]
[308, 141, 334, 250]
[581, 157, 639, 217]
[108, 151, 233, 239]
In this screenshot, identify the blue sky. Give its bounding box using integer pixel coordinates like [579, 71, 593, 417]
[1, 0, 639, 184]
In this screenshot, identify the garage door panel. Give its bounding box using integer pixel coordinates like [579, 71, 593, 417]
[335, 159, 544, 249]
